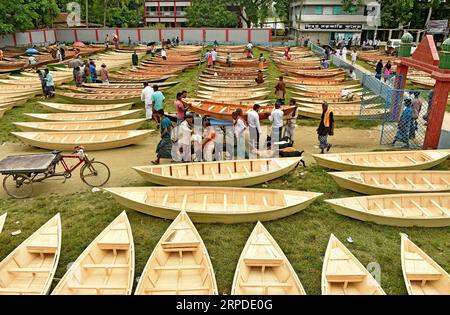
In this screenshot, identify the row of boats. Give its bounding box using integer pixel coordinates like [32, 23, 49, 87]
[1, 211, 448, 295]
[6, 46, 206, 150]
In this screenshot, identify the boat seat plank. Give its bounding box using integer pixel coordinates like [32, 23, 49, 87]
[0, 288, 43, 293]
[153, 265, 204, 271]
[97, 227, 130, 251]
[26, 234, 58, 254]
[326, 248, 366, 282]
[144, 286, 210, 293]
[405, 252, 442, 281]
[68, 284, 129, 290]
[7, 267, 52, 273]
[239, 282, 293, 288]
[82, 264, 129, 269]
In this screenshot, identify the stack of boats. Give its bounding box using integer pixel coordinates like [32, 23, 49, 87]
[310, 149, 450, 227]
[12, 100, 152, 151]
[269, 48, 384, 120]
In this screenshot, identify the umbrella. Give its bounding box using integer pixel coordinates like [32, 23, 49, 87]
[25, 48, 39, 54]
[74, 41, 85, 47]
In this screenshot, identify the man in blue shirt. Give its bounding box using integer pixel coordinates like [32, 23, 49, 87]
[44, 69, 55, 98]
[151, 85, 166, 129]
[151, 109, 173, 165]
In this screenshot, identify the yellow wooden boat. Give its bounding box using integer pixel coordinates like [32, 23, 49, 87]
[401, 233, 450, 295]
[0, 212, 7, 234]
[14, 119, 146, 132]
[329, 171, 450, 195]
[52, 211, 134, 295]
[104, 187, 322, 224]
[13, 130, 153, 151]
[38, 101, 134, 113]
[133, 158, 303, 187]
[231, 222, 306, 295]
[0, 214, 61, 295]
[314, 150, 450, 171]
[322, 234, 385, 295]
[325, 193, 450, 227]
[134, 210, 218, 295]
[24, 110, 142, 121]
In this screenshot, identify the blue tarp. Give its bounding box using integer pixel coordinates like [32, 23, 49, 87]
[25, 48, 39, 54]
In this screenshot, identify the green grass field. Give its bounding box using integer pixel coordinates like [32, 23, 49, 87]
[1, 162, 449, 294]
[0, 46, 449, 295]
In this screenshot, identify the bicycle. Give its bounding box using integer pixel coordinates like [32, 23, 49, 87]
[0, 146, 111, 199]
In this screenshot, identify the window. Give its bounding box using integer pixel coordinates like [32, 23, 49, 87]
[333, 5, 342, 15]
[314, 5, 323, 15]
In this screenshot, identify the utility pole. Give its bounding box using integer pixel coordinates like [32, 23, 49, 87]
[86, 0, 89, 28]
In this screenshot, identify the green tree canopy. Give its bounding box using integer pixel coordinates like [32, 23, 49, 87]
[186, 0, 238, 28]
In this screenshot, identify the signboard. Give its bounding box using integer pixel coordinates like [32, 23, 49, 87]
[426, 20, 449, 35]
[304, 24, 362, 31]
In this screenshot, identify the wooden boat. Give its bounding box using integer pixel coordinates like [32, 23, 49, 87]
[0, 212, 6, 234]
[322, 234, 385, 295]
[329, 171, 450, 195]
[400, 233, 450, 295]
[189, 101, 295, 121]
[325, 193, 450, 227]
[24, 110, 142, 121]
[296, 106, 384, 120]
[133, 158, 303, 187]
[197, 90, 269, 101]
[313, 150, 450, 171]
[134, 210, 217, 295]
[104, 186, 322, 224]
[13, 130, 153, 151]
[231, 222, 306, 295]
[198, 85, 267, 93]
[52, 211, 134, 295]
[198, 80, 259, 88]
[81, 81, 179, 89]
[0, 214, 61, 295]
[284, 77, 347, 85]
[38, 102, 133, 113]
[56, 92, 140, 102]
[14, 119, 146, 132]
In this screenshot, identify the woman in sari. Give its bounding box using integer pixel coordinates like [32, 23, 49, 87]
[317, 102, 334, 154]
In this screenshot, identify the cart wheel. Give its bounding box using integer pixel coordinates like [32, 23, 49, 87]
[3, 173, 33, 199]
[80, 161, 111, 187]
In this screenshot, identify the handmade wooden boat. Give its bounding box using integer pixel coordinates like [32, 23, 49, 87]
[284, 77, 347, 85]
[52, 211, 134, 295]
[296, 106, 384, 120]
[325, 193, 450, 227]
[14, 119, 146, 132]
[104, 186, 322, 224]
[400, 233, 450, 295]
[189, 101, 295, 121]
[322, 234, 385, 295]
[13, 130, 153, 151]
[81, 81, 179, 89]
[198, 85, 267, 93]
[0, 214, 61, 295]
[313, 150, 450, 171]
[134, 210, 217, 295]
[198, 79, 259, 88]
[57, 91, 140, 102]
[197, 91, 270, 101]
[38, 102, 133, 113]
[133, 158, 303, 187]
[329, 171, 450, 195]
[24, 110, 142, 121]
[231, 221, 306, 295]
[0, 212, 6, 234]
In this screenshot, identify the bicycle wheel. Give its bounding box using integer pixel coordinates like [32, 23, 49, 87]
[80, 161, 111, 187]
[3, 173, 33, 199]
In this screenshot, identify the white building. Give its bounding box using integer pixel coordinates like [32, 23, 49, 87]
[290, 0, 379, 45]
[145, 0, 192, 27]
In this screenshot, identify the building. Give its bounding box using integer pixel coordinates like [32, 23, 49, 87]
[144, 0, 192, 27]
[289, 0, 378, 46]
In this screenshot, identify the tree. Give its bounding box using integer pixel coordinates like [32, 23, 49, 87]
[0, 0, 59, 34]
[273, 0, 292, 23]
[234, 0, 272, 28]
[379, 0, 414, 28]
[186, 0, 238, 28]
[341, 0, 363, 13]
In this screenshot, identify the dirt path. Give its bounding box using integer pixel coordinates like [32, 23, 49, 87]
[0, 125, 383, 199]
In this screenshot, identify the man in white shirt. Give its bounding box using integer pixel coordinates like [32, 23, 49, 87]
[246, 42, 253, 52]
[28, 55, 37, 66]
[351, 49, 357, 65]
[211, 48, 217, 67]
[141, 82, 154, 120]
[269, 103, 284, 146]
[178, 113, 193, 162]
[232, 111, 247, 160]
[341, 88, 354, 101]
[368, 39, 373, 47]
[349, 69, 357, 81]
[342, 46, 347, 62]
[247, 104, 261, 154]
[161, 48, 167, 60]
